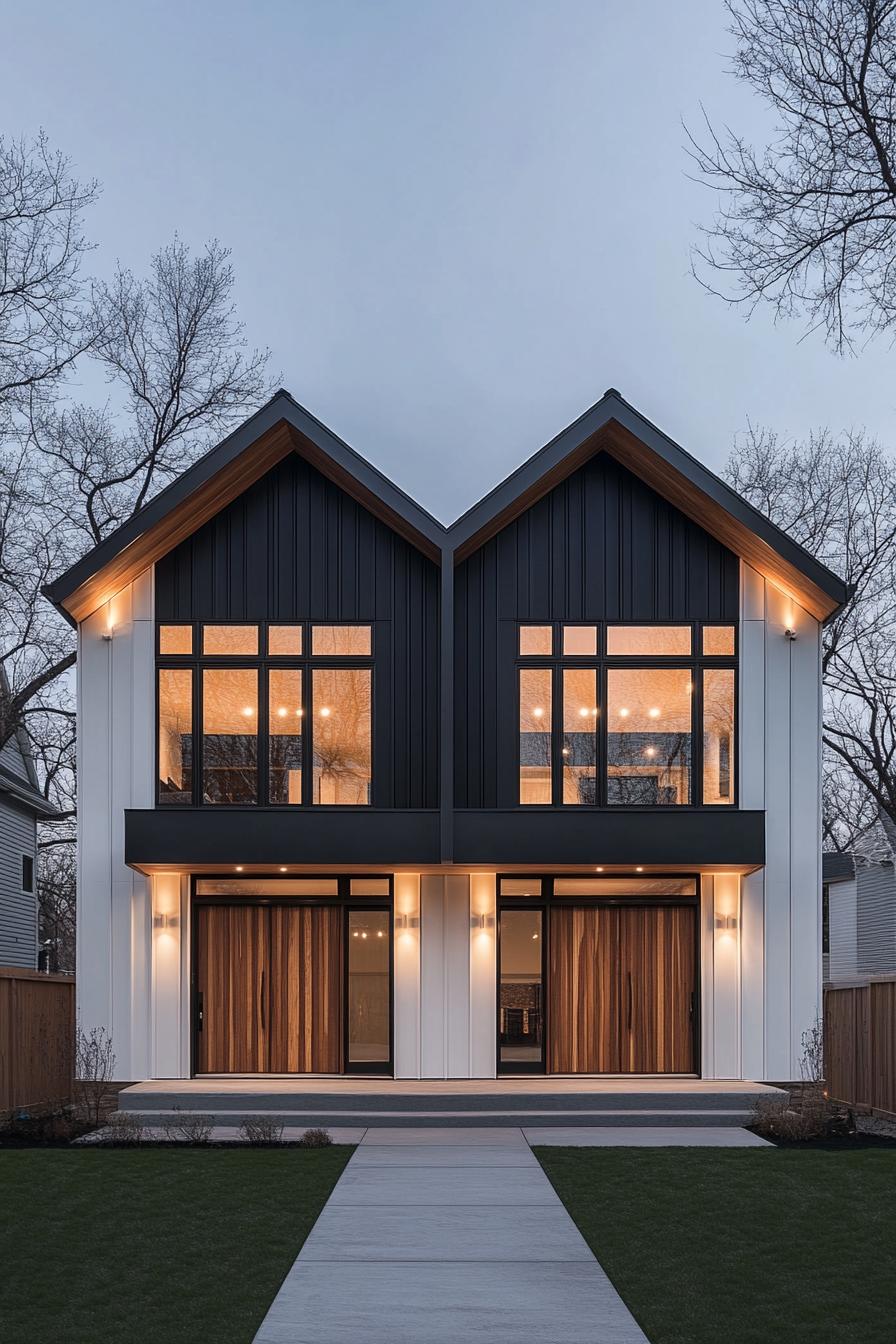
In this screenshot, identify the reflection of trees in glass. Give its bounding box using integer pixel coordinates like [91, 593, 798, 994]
[158, 669, 192, 802]
[202, 669, 258, 803]
[312, 669, 372, 803]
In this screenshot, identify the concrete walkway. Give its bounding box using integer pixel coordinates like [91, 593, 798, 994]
[253, 1126, 652, 1343]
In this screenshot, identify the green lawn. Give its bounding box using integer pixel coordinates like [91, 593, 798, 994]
[536, 1147, 896, 1344]
[0, 1146, 352, 1344]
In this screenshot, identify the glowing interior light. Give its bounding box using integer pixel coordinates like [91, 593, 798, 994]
[636, 866, 644, 873]
[595, 866, 604, 872]
[619, 707, 630, 718]
[296, 708, 303, 716]
[279, 866, 287, 872]
[352, 930, 359, 938]
[242, 706, 254, 717]
[235, 866, 244, 872]
[277, 707, 288, 718]
[376, 930, 384, 938]
[532, 706, 544, 719]
[578, 707, 589, 718]
[532, 931, 539, 940]
[645, 747, 657, 758]
[649, 707, 660, 718]
[361, 931, 367, 939]
[320, 706, 331, 717]
[561, 747, 570, 756]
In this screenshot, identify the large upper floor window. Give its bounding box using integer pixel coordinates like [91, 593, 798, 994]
[157, 622, 373, 807]
[518, 622, 735, 808]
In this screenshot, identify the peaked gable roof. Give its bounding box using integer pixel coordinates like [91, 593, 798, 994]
[44, 386, 849, 625]
[449, 389, 849, 620]
[44, 390, 447, 625]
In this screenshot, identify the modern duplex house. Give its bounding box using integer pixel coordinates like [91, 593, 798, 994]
[45, 388, 847, 1096]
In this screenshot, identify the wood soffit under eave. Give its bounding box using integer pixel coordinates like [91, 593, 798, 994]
[452, 420, 836, 622]
[63, 420, 442, 623]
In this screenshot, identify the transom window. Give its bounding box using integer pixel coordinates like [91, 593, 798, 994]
[157, 623, 373, 807]
[518, 622, 735, 808]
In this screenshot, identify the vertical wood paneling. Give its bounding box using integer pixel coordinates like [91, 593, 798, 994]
[196, 904, 267, 1073]
[549, 904, 696, 1074]
[195, 903, 343, 1074]
[155, 453, 440, 808]
[455, 452, 739, 806]
[0, 970, 74, 1112]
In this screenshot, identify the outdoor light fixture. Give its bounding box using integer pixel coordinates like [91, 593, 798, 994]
[395, 913, 419, 931]
[715, 913, 738, 931]
[785, 628, 797, 641]
[152, 912, 179, 931]
[470, 911, 494, 932]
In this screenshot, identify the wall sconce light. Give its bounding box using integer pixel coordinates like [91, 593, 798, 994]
[153, 912, 179, 931]
[470, 911, 495, 932]
[784, 628, 797, 641]
[395, 913, 419, 931]
[714, 913, 738, 931]
[101, 630, 113, 642]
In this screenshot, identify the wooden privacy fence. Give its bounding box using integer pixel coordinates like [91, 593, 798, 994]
[0, 967, 75, 1115]
[824, 978, 896, 1117]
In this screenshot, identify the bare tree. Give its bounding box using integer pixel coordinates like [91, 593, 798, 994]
[725, 424, 896, 834]
[688, 0, 896, 350]
[35, 237, 271, 545]
[0, 131, 98, 429]
[37, 843, 76, 973]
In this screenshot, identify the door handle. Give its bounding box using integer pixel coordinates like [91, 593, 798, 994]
[196, 991, 203, 1033]
[627, 971, 633, 1030]
[689, 991, 695, 1021]
[260, 969, 266, 1032]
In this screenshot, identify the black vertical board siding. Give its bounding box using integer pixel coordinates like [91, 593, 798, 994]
[454, 452, 739, 807]
[155, 454, 439, 808]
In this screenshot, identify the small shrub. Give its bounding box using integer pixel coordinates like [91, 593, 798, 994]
[751, 1092, 827, 1142]
[163, 1106, 214, 1144]
[298, 1127, 332, 1148]
[102, 1111, 144, 1145]
[74, 1026, 116, 1129]
[0, 1107, 90, 1145]
[240, 1116, 285, 1146]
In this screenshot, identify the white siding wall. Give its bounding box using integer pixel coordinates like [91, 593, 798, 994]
[740, 562, 822, 1079]
[77, 573, 154, 1079]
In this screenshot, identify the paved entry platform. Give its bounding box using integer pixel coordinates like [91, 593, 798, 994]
[252, 1127, 654, 1343]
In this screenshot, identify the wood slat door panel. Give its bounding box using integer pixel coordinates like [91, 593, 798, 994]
[548, 903, 696, 1075]
[196, 904, 268, 1073]
[618, 905, 696, 1073]
[548, 905, 621, 1073]
[269, 905, 344, 1073]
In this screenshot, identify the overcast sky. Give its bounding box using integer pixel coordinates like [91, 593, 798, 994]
[4, 0, 895, 522]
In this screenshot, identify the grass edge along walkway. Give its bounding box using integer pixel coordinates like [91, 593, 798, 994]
[534, 1146, 896, 1344]
[0, 1145, 353, 1344]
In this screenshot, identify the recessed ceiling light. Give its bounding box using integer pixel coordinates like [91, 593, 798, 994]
[595, 866, 604, 872]
[235, 866, 244, 872]
[279, 866, 287, 872]
[636, 866, 644, 873]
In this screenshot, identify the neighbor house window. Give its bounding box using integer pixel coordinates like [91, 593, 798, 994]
[517, 622, 735, 806]
[22, 855, 34, 893]
[157, 622, 373, 806]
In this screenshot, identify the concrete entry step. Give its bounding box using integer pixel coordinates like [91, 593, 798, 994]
[117, 1077, 783, 1127]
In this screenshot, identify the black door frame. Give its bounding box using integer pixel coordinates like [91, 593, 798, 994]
[496, 873, 702, 1077]
[190, 873, 394, 1077]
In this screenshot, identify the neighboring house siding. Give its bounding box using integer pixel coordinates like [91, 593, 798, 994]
[0, 734, 30, 782]
[154, 454, 440, 809]
[827, 878, 858, 983]
[0, 799, 37, 968]
[857, 865, 896, 978]
[454, 452, 739, 807]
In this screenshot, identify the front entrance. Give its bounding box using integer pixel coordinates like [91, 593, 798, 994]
[498, 879, 698, 1075]
[192, 879, 393, 1075]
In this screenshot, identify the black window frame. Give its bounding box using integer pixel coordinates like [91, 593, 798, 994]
[156, 620, 375, 808]
[516, 620, 738, 809]
[22, 853, 34, 893]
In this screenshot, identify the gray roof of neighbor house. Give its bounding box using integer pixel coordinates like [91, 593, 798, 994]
[43, 387, 851, 625]
[0, 672, 58, 819]
[823, 852, 857, 883]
